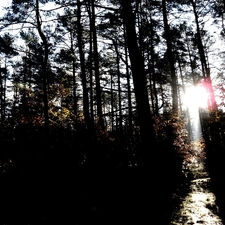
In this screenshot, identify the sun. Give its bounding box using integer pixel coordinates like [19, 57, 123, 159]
[183, 84, 209, 141]
[183, 85, 209, 110]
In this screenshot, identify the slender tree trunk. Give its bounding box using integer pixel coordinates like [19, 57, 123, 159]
[192, 0, 207, 78]
[28, 48, 32, 90]
[177, 61, 183, 112]
[71, 33, 77, 118]
[149, 14, 159, 114]
[162, 0, 179, 112]
[121, 0, 156, 162]
[12, 78, 18, 129]
[0, 67, 3, 124]
[3, 60, 7, 121]
[136, 1, 144, 59]
[113, 40, 123, 134]
[222, 0, 225, 29]
[90, 0, 104, 128]
[110, 72, 114, 133]
[185, 34, 197, 84]
[77, 0, 91, 130]
[36, 0, 49, 136]
[124, 34, 133, 142]
[126, 67, 133, 143]
[191, 0, 217, 110]
[177, 56, 186, 112]
[89, 41, 94, 124]
[85, 0, 94, 125]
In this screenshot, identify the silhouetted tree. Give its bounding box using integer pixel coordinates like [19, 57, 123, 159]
[121, 0, 156, 163]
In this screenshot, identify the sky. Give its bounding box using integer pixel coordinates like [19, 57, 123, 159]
[0, 0, 11, 24]
[0, 0, 11, 10]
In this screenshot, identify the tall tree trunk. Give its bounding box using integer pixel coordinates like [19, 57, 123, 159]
[86, 0, 95, 126]
[123, 26, 133, 143]
[185, 33, 197, 84]
[192, 0, 207, 78]
[191, 0, 217, 110]
[90, 0, 104, 129]
[36, 0, 49, 137]
[149, 13, 159, 114]
[12, 77, 19, 129]
[69, 28, 78, 119]
[110, 72, 114, 133]
[177, 58, 183, 112]
[113, 40, 123, 134]
[125, 49, 133, 143]
[89, 24, 94, 125]
[77, 0, 91, 130]
[0, 66, 3, 125]
[3, 60, 7, 121]
[121, 0, 156, 163]
[162, 0, 179, 112]
[177, 55, 186, 111]
[136, 0, 144, 59]
[0, 65, 7, 124]
[89, 43, 94, 124]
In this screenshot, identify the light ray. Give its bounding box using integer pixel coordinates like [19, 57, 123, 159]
[183, 84, 208, 141]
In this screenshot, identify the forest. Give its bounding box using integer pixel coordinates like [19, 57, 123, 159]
[0, 0, 225, 224]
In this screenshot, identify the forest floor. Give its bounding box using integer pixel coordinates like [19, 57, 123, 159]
[0, 163, 224, 225]
[170, 161, 223, 225]
[0, 143, 224, 224]
[0, 166, 186, 225]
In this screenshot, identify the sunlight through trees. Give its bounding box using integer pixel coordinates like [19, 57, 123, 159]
[0, 0, 225, 224]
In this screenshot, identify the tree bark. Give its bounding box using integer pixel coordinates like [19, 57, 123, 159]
[0, 67, 4, 124]
[123, 24, 134, 147]
[162, 0, 179, 112]
[85, 0, 94, 124]
[121, 0, 156, 162]
[77, 0, 92, 130]
[113, 40, 123, 134]
[90, 0, 104, 129]
[69, 27, 78, 118]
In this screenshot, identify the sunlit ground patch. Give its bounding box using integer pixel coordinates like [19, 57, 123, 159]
[171, 178, 223, 225]
[171, 138, 223, 224]
[171, 104, 222, 225]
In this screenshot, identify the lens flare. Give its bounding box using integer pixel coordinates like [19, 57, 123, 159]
[183, 84, 208, 141]
[184, 85, 208, 110]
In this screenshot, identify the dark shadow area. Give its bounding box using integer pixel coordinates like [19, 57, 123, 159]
[202, 111, 225, 224]
[0, 114, 191, 225]
[0, 139, 186, 224]
[0, 167, 188, 225]
[205, 146, 225, 224]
